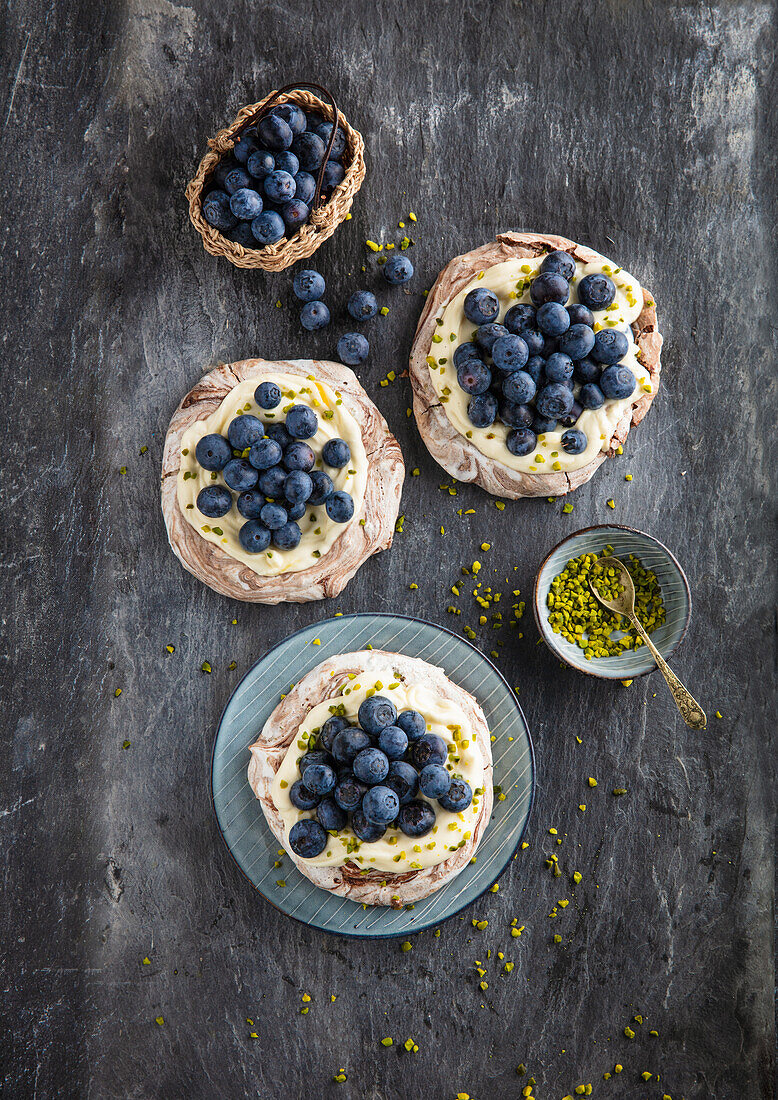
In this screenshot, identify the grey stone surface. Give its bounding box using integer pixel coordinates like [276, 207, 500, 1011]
[1, 1, 775, 1097]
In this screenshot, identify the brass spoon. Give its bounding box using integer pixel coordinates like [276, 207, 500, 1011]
[588, 555, 707, 729]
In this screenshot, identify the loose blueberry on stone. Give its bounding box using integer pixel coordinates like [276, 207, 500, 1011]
[579, 382, 605, 410]
[291, 131, 326, 172]
[468, 392, 498, 428]
[411, 734, 447, 769]
[385, 760, 420, 804]
[438, 778, 473, 813]
[196, 485, 232, 518]
[300, 300, 331, 331]
[286, 404, 318, 439]
[396, 710, 426, 740]
[358, 695, 397, 735]
[530, 271, 569, 306]
[283, 470, 313, 504]
[223, 458, 259, 492]
[347, 290, 378, 321]
[301, 762, 337, 796]
[544, 352, 574, 384]
[474, 323, 508, 353]
[274, 150, 300, 177]
[504, 303, 537, 334]
[350, 809, 387, 842]
[567, 302, 595, 327]
[418, 763, 452, 800]
[238, 520, 271, 553]
[203, 190, 238, 231]
[561, 428, 588, 455]
[501, 370, 536, 406]
[255, 381, 282, 410]
[492, 334, 529, 373]
[281, 199, 310, 231]
[251, 211, 285, 245]
[540, 250, 577, 281]
[506, 427, 537, 457]
[283, 441, 315, 472]
[325, 490, 354, 523]
[228, 413, 265, 451]
[535, 382, 575, 420]
[258, 113, 293, 151]
[457, 359, 492, 395]
[353, 747, 389, 785]
[247, 150, 275, 180]
[293, 269, 326, 302]
[293, 171, 316, 207]
[248, 436, 283, 470]
[383, 254, 414, 285]
[264, 170, 296, 203]
[223, 168, 253, 194]
[237, 489, 265, 520]
[536, 301, 571, 337]
[559, 323, 596, 361]
[289, 818, 327, 858]
[320, 438, 350, 468]
[271, 103, 307, 135]
[378, 725, 408, 760]
[195, 433, 232, 471]
[453, 342, 483, 369]
[464, 287, 499, 325]
[592, 328, 629, 364]
[317, 797, 347, 832]
[337, 333, 369, 366]
[398, 799, 436, 838]
[308, 470, 334, 505]
[573, 356, 601, 384]
[314, 121, 347, 158]
[577, 272, 616, 311]
[229, 187, 263, 221]
[332, 727, 372, 764]
[333, 775, 367, 812]
[259, 502, 287, 530]
[258, 466, 288, 497]
[289, 779, 320, 811]
[322, 160, 345, 189]
[499, 400, 534, 430]
[519, 328, 546, 357]
[362, 784, 400, 825]
[599, 364, 637, 399]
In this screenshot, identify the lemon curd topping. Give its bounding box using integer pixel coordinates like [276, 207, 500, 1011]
[269, 679, 485, 873]
[428, 252, 650, 473]
[177, 373, 367, 576]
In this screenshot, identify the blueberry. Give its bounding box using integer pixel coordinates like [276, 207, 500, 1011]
[544, 352, 574, 384]
[273, 519, 302, 549]
[592, 328, 629, 364]
[385, 760, 419, 804]
[319, 715, 350, 751]
[337, 332, 369, 365]
[501, 370, 536, 405]
[561, 428, 588, 455]
[398, 799, 435, 838]
[499, 400, 534, 430]
[266, 422, 293, 450]
[468, 392, 498, 428]
[438, 778, 473, 813]
[223, 459, 259, 492]
[519, 328, 546, 356]
[258, 466, 287, 497]
[286, 405, 319, 439]
[229, 187, 263, 221]
[347, 290, 378, 321]
[289, 779, 319, 810]
[535, 382, 575, 419]
[213, 158, 240, 189]
[457, 360, 492, 395]
[283, 441, 315, 472]
[541, 250, 577, 281]
[255, 381, 282, 409]
[557, 400, 583, 427]
[559, 323, 596, 361]
[506, 427, 537, 456]
[333, 775, 367, 812]
[308, 470, 334, 504]
[299, 750, 335, 776]
[599, 365, 636, 399]
[332, 727, 372, 764]
[247, 150, 275, 180]
[281, 199, 310, 231]
[248, 437, 283, 470]
[464, 287, 499, 325]
[274, 150, 299, 176]
[577, 273, 616, 311]
[475, 323, 508, 353]
[259, 502, 287, 530]
[358, 694, 398, 735]
[264, 170, 296, 203]
[378, 725, 408, 760]
[293, 171, 316, 206]
[453, 341, 483, 368]
[251, 211, 285, 245]
[228, 414, 265, 451]
[196, 485, 232, 517]
[567, 303, 595, 327]
[271, 103, 307, 135]
[316, 797, 347, 831]
[300, 301, 331, 331]
[383, 255, 413, 285]
[203, 190, 237, 231]
[350, 809, 387, 842]
[536, 301, 571, 337]
[491, 334, 529, 373]
[227, 221, 259, 248]
[236, 490, 264, 519]
[396, 710, 426, 740]
[283, 470, 313, 503]
[533, 413, 557, 434]
[322, 438, 351, 467]
[419, 763, 452, 800]
[324, 489, 354, 523]
[523, 355, 545, 385]
[314, 122, 347, 158]
[504, 303, 536, 334]
[573, 356, 601, 384]
[286, 502, 306, 521]
[291, 131, 327, 171]
[353, 747, 389, 785]
[579, 383, 605, 410]
[258, 113, 293, 151]
[288, 819, 327, 858]
[238, 520, 271, 553]
[411, 734, 447, 769]
[301, 762, 337, 796]
[530, 271, 569, 306]
[223, 168, 252, 195]
[362, 785, 400, 825]
[195, 433, 231, 471]
[322, 160, 345, 189]
[233, 133, 260, 165]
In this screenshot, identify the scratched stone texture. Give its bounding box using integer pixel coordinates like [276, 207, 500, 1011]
[0, 0, 775, 1097]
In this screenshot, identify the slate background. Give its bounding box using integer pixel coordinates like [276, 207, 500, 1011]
[1, 1, 775, 1097]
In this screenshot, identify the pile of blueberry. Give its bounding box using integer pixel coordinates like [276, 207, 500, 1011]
[192, 383, 354, 554]
[286, 694, 475, 860]
[452, 251, 638, 458]
[201, 103, 349, 247]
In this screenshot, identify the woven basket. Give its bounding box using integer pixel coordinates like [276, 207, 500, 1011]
[186, 83, 366, 271]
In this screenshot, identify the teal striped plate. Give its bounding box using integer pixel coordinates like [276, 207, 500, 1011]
[211, 613, 535, 938]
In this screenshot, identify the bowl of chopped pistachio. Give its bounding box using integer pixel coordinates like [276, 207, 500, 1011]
[533, 524, 692, 680]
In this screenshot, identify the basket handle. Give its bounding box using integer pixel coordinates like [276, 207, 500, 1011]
[235, 81, 340, 212]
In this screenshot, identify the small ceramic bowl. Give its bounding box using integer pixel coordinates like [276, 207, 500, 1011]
[533, 524, 692, 680]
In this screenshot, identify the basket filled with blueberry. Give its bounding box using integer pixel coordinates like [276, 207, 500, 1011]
[186, 82, 366, 270]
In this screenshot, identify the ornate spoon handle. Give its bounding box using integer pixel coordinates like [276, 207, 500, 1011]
[627, 612, 707, 729]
